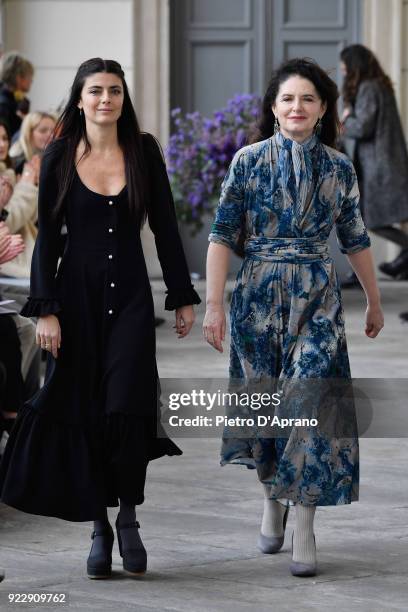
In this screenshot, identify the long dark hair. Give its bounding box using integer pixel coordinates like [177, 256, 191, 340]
[249, 57, 340, 148]
[341, 44, 393, 106]
[0, 118, 13, 168]
[51, 58, 147, 221]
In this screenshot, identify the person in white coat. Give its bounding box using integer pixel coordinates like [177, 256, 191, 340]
[0, 116, 40, 278]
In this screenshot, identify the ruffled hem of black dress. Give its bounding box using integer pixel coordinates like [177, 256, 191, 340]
[20, 298, 62, 318]
[0, 402, 182, 522]
[165, 285, 201, 310]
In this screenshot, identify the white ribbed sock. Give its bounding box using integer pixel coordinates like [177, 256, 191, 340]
[261, 484, 288, 537]
[292, 503, 316, 564]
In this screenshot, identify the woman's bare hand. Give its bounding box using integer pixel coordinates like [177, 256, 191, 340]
[0, 224, 24, 264]
[36, 314, 61, 358]
[365, 303, 384, 338]
[174, 305, 195, 338]
[0, 232, 11, 260]
[30, 154, 41, 184]
[203, 304, 226, 352]
[21, 158, 39, 185]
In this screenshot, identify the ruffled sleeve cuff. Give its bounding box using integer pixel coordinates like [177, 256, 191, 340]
[20, 297, 62, 318]
[164, 285, 201, 311]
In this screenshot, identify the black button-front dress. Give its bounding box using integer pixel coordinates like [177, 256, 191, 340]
[0, 133, 201, 521]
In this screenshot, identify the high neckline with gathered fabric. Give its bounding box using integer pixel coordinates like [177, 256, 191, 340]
[274, 130, 321, 222]
[274, 130, 319, 152]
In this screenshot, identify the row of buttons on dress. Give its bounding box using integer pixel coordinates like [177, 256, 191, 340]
[107, 199, 116, 316]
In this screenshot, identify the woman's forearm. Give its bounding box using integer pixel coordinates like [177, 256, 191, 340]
[347, 248, 381, 305]
[206, 242, 231, 306]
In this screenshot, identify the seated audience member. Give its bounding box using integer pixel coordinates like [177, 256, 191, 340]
[9, 111, 55, 176]
[0, 315, 24, 440]
[0, 51, 34, 139]
[0, 117, 41, 277]
[0, 221, 39, 446]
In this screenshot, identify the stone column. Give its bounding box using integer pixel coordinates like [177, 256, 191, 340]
[133, 0, 171, 278]
[133, 0, 170, 142]
[363, 0, 403, 105]
[362, 0, 406, 263]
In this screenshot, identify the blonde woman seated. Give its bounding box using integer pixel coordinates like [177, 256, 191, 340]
[9, 111, 56, 175]
[0, 114, 54, 278]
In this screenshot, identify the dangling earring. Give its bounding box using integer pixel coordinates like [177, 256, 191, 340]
[79, 108, 83, 117]
[315, 117, 322, 136]
[274, 117, 280, 135]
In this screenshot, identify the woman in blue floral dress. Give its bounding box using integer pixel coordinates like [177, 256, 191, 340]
[203, 58, 384, 577]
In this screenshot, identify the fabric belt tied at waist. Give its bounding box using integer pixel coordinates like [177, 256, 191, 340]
[244, 237, 331, 263]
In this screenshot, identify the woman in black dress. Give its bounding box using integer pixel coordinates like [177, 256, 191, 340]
[0, 58, 201, 578]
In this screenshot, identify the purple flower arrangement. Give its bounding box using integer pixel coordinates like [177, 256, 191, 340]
[166, 93, 261, 234]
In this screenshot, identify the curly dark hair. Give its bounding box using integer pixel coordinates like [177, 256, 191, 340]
[249, 57, 340, 148]
[340, 44, 393, 106]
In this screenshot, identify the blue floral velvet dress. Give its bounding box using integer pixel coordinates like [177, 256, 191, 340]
[208, 131, 371, 506]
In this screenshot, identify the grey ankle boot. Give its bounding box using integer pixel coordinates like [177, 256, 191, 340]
[257, 503, 289, 554]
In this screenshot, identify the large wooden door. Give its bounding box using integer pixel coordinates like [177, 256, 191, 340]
[170, 0, 362, 278]
[171, 0, 361, 113]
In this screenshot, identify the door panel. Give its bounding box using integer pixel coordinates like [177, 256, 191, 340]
[171, 0, 266, 114]
[270, 0, 360, 87]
